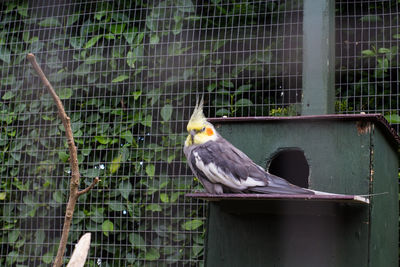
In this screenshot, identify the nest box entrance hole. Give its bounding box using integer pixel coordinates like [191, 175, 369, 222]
[267, 149, 310, 188]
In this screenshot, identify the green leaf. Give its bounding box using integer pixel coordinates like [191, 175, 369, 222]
[0, 192, 6, 200]
[161, 104, 173, 122]
[384, 114, 400, 124]
[8, 230, 19, 243]
[58, 151, 69, 162]
[145, 248, 160, 261]
[361, 49, 376, 56]
[379, 58, 389, 68]
[87, 73, 100, 83]
[123, 28, 137, 44]
[183, 69, 194, 80]
[393, 34, 400, 39]
[221, 80, 234, 88]
[104, 33, 115, 40]
[110, 154, 122, 174]
[89, 208, 104, 223]
[146, 203, 162, 212]
[67, 13, 80, 26]
[6, 251, 18, 265]
[256, 50, 272, 63]
[129, 233, 146, 251]
[168, 42, 192, 56]
[17, 2, 28, 17]
[182, 219, 203, 230]
[126, 50, 136, 68]
[360, 15, 382, 22]
[215, 108, 230, 117]
[170, 192, 183, 203]
[22, 31, 30, 43]
[146, 164, 155, 178]
[126, 252, 136, 264]
[56, 88, 73, 99]
[132, 91, 142, 100]
[84, 35, 102, 49]
[173, 13, 183, 35]
[49, 71, 70, 83]
[107, 200, 126, 211]
[192, 245, 203, 257]
[150, 34, 160, 44]
[53, 191, 64, 203]
[235, 98, 253, 107]
[378, 47, 391, 54]
[160, 193, 169, 203]
[176, 0, 195, 13]
[121, 130, 136, 145]
[94, 10, 106, 20]
[0, 46, 11, 64]
[74, 63, 91, 76]
[35, 230, 45, 244]
[235, 84, 253, 95]
[84, 54, 105, 64]
[84, 168, 101, 178]
[102, 220, 114, 237]
[112, 75, 129, 83]
[213, 39, 227, 52]
[2, 91, 15, 100]
[5, 3, 17, 13]
[42, 251, 54, 264]
[69, 37, 85, 49]
[110, 23, 126, 34]
[30, 40, 44, 53]
[81, 147, 92, 156]
[95, 136, 111, 144]
[126, 46, 144, 68]
[207, 83, 217, 92]
[38, 17, 61, 27]
[118, 180, 132, 200]
[134, 32, 145, 45]
[141, 115, 152, 127]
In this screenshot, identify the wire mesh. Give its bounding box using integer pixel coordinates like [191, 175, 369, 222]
[1, 0, 399, 266]
[0, 1, 304, 266]
[335, 0, 400, 132]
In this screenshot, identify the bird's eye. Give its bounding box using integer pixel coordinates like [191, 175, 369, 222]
[201, 127, 206, 132]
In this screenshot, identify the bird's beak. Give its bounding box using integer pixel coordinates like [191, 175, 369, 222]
[190, 130, 196, 143]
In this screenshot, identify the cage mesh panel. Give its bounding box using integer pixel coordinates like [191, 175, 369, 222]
[335, 0, 400, 132]
[0, 1, 303, 266]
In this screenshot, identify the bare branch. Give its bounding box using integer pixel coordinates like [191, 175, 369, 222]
[27, 53, 97, 267]
[77, 177, 100, 196]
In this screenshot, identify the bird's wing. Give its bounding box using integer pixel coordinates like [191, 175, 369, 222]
[189, 138, 269, 191]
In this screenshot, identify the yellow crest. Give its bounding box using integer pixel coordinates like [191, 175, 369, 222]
[187, 96, 207, 131]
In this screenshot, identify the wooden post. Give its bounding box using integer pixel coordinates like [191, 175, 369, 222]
[302, 0, 335, 115]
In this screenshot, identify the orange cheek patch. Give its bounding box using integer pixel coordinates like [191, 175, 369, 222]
[206, 127, 214, 136]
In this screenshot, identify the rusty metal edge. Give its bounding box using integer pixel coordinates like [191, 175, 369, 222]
[185, 193, 369, 204]
[208, 114, 400, 147]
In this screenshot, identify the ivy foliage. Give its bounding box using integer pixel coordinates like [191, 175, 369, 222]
[335, 1, 400, 124]
[1, 0, 398, 266]
[0, 1, 302, 266]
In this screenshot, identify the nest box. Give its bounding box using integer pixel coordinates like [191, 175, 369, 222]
[188, 114, 399, 267]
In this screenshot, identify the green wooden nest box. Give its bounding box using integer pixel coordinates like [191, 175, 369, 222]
[188, 114, 399, 267]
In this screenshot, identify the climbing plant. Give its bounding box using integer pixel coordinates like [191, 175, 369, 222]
[0, 1, 303, 265]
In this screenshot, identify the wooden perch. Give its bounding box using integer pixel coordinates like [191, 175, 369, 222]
[27, 53, 99, 267]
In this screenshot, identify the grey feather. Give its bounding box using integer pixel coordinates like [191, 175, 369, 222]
[184, 133, 314, 195]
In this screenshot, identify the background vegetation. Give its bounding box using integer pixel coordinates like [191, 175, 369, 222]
[0, 0, 398, 266]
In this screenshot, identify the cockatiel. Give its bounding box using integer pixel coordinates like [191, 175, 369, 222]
[183, 97, 315, 195]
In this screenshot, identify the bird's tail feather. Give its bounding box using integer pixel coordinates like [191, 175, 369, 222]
[308, 189, 339, 195]
[254, 172, 315, 195]
[249, 185, 314, 195]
